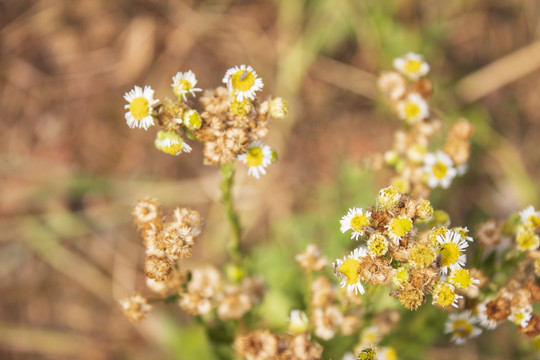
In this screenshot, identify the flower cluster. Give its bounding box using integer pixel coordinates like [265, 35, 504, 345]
[120, 198, 265, 322]
[123, 66, 288, 178]
[375, 53, 473, 197]
[334, 186, 480, 311]
[444, 205, 540, 343]
[234, 330, 323, 360]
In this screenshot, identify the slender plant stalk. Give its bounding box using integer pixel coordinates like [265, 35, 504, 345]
[220, 163, 242, 266]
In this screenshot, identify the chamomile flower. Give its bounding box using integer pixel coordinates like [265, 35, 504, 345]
[223, 65, 264, 101]
[393, 52, 430, 80]
[397, 93, 429, 124]
[377, 186, 401, 209]
[360, 326, 382, 347]
[367, 234, 389, 257]
[515, 229, 539, 252]
[340, 207, 372, 240]
[154, 130, 191, 155]
[124, 85, 158, 130]
[423, 151, 457, 189]
[333, 247, 368, 295]
[357, 345, 378, 360]
[519, 205, 540, 230]
[287, 310, 310, 334]
[237, 141, 272, 179]
[445, 311, 482, 345]
[378, 347, 398, 360]
[183, 109, 202, 130]
[436, 230, 468, 274]
[171, 70, 202, 100]
[453, 227, 473, 242]
[508, 304, 533, 327]
[433, 282, 462, 308]
[449, 268, 479, 289]
[386, 216, 413, 243]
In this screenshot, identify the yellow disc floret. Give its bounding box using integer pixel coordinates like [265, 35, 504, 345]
[516, 230, 539, 251]
[437, 242, 460, 268]
[404, 59, 422, 74]
[367, 234, 388, 257]
[433, 283, 456, 307]
[409, 243, 435, 268]
[449, 269, 474, 289]
[339, 258, 361, 285]
[129, 97, 150, 120]
[231, 69, 256, 92]
[246, 146, 264, 167]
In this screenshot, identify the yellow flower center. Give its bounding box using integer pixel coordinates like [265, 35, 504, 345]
[394, 267, 409, 284]
[409, 244, 435, 267]
[231, 70, 256, 91]
[246, 147, 263, 167]
[389, 217, 412, 237]
[435, 283, 455, 307]
[161, 142, 183, 155]
[437, 242, 460, 267]
[358, 347, 377, 360]
[452, 319, 473, 338]
[339, 258, 360, 285]
[129, 97, 150, 120]
[428, 227, 447, 245]
[404, 101, 421, 119]
[404, 59, 422, 74]
[178, 79, 192, 90]
[351, 214, 370, 232]
[528, 215, 540, 228]
[368, 234, 388, 256]
[516, 231, 539, 251]
[230, 99, 252, 116]
[432, 161, 448, 179]
[184, 110, 202, 129]
[449, 269, 472, 289]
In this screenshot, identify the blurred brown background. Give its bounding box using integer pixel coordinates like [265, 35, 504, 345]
[1, 0, 539, 359]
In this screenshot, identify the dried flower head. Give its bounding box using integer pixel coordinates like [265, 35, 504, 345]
[476, 219, 501, 248]
[234, 330, 278, 360]
[377, 71, 406, 100]
[132, 197, 161, 229]
[312, 305, 343, 340]
[296, 244, 328, 273]
[119, 294, 152, 323]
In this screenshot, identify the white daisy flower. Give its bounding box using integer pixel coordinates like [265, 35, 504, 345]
[508, 304, 533, 328]
[123, 85, 158, 130]
[393, 52, 430, 80]
[423, 151, 458, 189]
[340, 207, 371, 240]
[519, 205, 540, 229]
[397, 93, 429, 124]
[445, 311, 482, 345]
[171, 70, 202, 100]
[154, 130, 191, 155]
[386, 216, 413, 244]
[436, 229, 468, 274]
[223, 64, 264, 101]
[433, 282, 462, 308]
[333, 247, 368, 295]
[237, 141, 272, 179]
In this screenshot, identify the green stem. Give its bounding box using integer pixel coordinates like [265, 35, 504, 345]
[220, 163, 242, 266]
